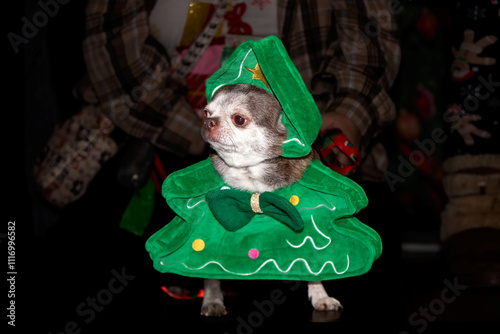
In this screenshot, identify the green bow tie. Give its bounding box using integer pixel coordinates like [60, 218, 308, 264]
[205, 189, 304, 232]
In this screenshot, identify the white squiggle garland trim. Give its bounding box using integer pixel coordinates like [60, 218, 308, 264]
[286, 215, 331, 250]
[167, 255, 349, 276]
[211, 48, 253, 98]
[298, 196, 336, 212]
[187, 198, 205, 209]
[282, 138, 305, 146]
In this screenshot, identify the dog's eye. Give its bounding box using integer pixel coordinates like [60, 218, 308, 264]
[203, 109, 209, 119]
[233, 115, 246, 126]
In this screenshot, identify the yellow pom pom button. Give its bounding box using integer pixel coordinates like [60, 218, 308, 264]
[192, 239, 205, 251]
[289, 195, 300, 206]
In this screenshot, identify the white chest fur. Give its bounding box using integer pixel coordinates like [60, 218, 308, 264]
[220, 162, 275, 193]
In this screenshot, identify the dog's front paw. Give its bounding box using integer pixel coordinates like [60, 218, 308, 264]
[201, 302, 227, 317]
[308, 281, 342, 311]
[313, 297, 342, 311]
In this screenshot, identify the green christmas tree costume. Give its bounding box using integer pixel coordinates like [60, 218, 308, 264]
[146, 36, 382, 281]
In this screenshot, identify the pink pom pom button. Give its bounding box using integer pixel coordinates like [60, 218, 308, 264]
[248, 248, 259, 259]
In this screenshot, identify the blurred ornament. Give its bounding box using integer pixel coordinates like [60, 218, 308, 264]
[396, 109, 422, 142]
[413, 84, 436, 120]
[394, 190, 415, 206]
[416, 8, 438, 39]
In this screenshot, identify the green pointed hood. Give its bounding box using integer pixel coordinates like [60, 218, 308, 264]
[205, 35, 322, 158]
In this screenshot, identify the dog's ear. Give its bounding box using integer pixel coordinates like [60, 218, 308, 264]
[276, 114, 287, 136]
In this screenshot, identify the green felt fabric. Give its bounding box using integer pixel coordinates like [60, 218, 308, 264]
[205, 189, 305, 232]
[145, 158, 382, 281]
[205, 35, 322, 158]
[145, 36, 381, 281]
[119, 177, 155, 237]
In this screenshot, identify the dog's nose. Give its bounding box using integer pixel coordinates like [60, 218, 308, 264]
[205, 117, 219, 131]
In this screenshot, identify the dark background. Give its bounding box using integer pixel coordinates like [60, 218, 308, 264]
[6, 0, 500, 333]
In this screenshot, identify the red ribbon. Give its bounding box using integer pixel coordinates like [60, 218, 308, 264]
[225, 3, 252, 35]
[150, 153, 168, 194]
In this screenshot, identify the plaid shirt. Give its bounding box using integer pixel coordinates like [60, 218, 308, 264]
[279, 0, 401, 180]
[76, 0, 400, 180]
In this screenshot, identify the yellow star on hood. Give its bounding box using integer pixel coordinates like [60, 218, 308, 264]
[245, 63, 269, 88]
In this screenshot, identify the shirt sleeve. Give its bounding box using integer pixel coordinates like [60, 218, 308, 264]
[75, 0, 203, 157]
[316, 0, 401, 156]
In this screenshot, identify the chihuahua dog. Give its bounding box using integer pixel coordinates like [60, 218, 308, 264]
[200, 83, 342, 316]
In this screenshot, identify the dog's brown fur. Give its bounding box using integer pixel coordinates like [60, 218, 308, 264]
[203, 84, 313, 193]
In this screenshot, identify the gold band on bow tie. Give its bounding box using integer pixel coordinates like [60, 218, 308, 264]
[205, 188, 304, 232]
[250, 193, 263, 213]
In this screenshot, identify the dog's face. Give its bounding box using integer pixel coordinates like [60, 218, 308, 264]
[202, 84, 288, 168]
